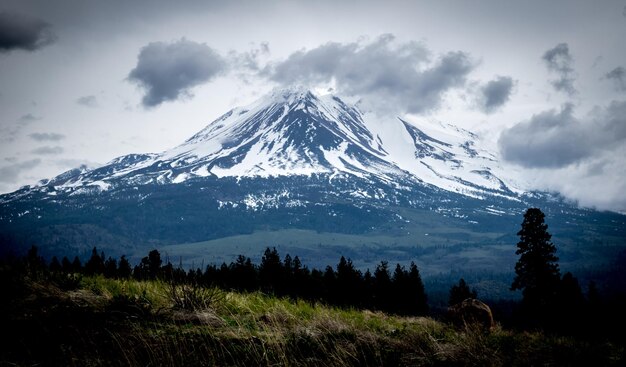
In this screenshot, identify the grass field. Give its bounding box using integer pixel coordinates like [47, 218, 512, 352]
[2, 274, 624, 366]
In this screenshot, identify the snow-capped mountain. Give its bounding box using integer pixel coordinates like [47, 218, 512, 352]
[1, 88, 624, 275]
[15, 87, 519, 200]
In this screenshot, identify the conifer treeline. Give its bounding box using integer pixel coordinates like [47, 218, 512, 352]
[44, 246, 429, 316]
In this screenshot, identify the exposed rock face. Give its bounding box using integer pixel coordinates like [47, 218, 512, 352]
[447, 298, 495, 330]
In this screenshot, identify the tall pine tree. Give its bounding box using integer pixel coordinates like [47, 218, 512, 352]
[511, 208, 561, 313]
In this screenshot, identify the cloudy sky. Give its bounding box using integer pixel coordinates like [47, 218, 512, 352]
[1, 0, 625, 212]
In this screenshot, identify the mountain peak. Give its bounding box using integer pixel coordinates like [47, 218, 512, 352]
[261, 86, 319, 107]
[15, 87, 520, 200]
[269, 85, 316, 99]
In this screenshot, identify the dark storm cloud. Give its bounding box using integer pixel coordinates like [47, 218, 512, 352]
[499, 101, 626, 168]
[0, 159, 41, 183]
[605, 66, 626, 91]
[128, 39, 227, 107]
[264, 35, 475, 114]
[31, 146, 64, 155]
[542, 43, 577, 95]
[476, 76, 514, 113]
[29, 132, 65, 142]
[76, 95, 98, 107]
[0, 12, 56, 52]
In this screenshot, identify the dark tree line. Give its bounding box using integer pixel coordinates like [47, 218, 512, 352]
[34, 245, 429, 316]
[184, 247, 429, 316]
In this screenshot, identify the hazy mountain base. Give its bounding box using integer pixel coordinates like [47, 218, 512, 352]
[2, 274, 624, 367]
[3, 173, 624, 254]
[2, 177, 625, 302]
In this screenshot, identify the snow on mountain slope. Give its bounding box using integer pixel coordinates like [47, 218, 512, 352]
[361, 113, 522, 198]
[18, 87, 521, 201]
[163, 87, 404, 182]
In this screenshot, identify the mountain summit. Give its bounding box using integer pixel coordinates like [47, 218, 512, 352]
[18, 88, 518, 199]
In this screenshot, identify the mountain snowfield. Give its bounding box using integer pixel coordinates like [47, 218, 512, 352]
[23, 87, 522, 201]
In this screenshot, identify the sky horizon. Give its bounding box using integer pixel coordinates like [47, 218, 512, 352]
[1, 0, 625, 212]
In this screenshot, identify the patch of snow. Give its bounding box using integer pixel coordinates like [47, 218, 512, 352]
[88, 181, 111, 191]
[172, 173, 189, 184]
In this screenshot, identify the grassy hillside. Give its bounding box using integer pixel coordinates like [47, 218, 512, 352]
[2, 273, 623, 366]
[157, 228, 513, 276]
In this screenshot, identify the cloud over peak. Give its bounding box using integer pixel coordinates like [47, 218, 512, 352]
[0, 12, 56, 53]
[128, 39, 227, 107]
[264, 35, 475, 114]
[124, 35, 476, 114]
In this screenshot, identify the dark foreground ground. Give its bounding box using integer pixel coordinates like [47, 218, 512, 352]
[1, 268, 625, 367]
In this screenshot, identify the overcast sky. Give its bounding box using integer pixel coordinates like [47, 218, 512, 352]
[1, 0, 625, 212]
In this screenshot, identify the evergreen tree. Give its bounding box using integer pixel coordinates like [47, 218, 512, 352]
[322, 265, 337, 302]
[26, 245, 45, 276]
[85, 247, 105, 275]
[283, 254, 293, 274]
[309, 268, 325, 300]
[231, 255, 257, 291]
[391, 263, 409, 314]
[292, 256, 312, 299]
[161, 261, 174, 281]
[363, 269, 374, 308]
[408, 262, 428, 315]
[448, 278, 477, 306]
[585, 280, 602, 334]
[558, 272, 585, 305]
[373, 261, 392, 311]
[511, 208, 561, 320]
[204, 264, 219, 286]
[259, 247, 283, 294]
[335, 256, 363, 306]
[292, 255, 302, 273]
[61, 256, 72, 273]
[170, 258, 185, 283]
[71, 256, 82, 273]
[132, 265, 141, 280]
[49, 256, 61, 273]
[104, 257, 117, 278]
[555, 272, 585, 333]
[282, 254, 294, 296]
[118, 255, 132, 279]
[216, 263, 229, 286]
[587, 281, 600, 307]
[139, 249, 162, 279]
